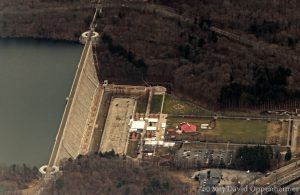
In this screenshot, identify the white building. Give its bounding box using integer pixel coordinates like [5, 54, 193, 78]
[146, 126, 157, 131]
[130, 120, 145, 132]
[148, 118, 159, 123]
[201, 124, 209, 129]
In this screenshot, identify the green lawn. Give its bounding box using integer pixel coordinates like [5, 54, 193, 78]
[150, 95, 163, 113]
[136, 94, 149, 113]
[162, 94, 214, 115]
[210, 119, 267, 143]
[166, 117, 267, 144]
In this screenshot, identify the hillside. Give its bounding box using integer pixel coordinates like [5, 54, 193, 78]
[41, 153, 190, 195]
[0, 0, 92, 41]
[0, 164, 39, 192]
[1, 0, 300, 110]
[94, 0, 300, 110]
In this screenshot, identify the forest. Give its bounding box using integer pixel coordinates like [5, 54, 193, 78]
[95, 0, 300, 110]
[234, 146, 274, 172]
[218, 66, 293, 108]
[0, 164, 39, 192]
[0, 152, 190, 194]
[41, 152, 189, 195]
[1, 0, 300, 110]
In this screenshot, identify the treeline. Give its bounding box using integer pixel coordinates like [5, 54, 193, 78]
[0, 164, 39, 191]
[95, 0, 300, 110]
[2, 0, 300, 110]
[101, 33, 148, 76]
[156, 0, 300, 50]
[0, 0, 92, 41]
[218, 65, 300, 108]
[40, 0, 83, 2]
[234, 146, 275, 172]
[248, 20, 298, 48]
[177, 17, 213, 60]
[42, 152, 189, 195]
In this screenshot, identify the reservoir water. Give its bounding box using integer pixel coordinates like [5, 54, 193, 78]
[0, 38, 82, 166]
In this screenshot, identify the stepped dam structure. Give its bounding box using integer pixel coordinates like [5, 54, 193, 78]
[47, 31, 102, 168]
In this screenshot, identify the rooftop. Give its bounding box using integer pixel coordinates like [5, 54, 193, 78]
[181, 123, 197, 133]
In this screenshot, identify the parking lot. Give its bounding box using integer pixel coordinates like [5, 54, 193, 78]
[176, 144, 236, 167]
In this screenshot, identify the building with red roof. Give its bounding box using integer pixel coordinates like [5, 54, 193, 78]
[180, 123, 197, 133]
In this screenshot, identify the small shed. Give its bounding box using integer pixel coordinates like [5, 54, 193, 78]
[146, 126, 157, 131]
[148, 118, 159, 123]
[201, 124, 209, 129]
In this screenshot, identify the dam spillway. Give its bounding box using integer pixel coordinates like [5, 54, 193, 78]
[48, 32, 102, 166]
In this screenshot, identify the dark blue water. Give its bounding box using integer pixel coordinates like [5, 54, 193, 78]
[0, 38, 82, 166]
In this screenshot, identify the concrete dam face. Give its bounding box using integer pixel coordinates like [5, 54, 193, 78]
[49, 35, 101, 166]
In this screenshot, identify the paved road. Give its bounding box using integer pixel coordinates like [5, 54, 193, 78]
[233, 159, 300, 195]
[254, 159, 300, 186]
[168, 114, 289, 121]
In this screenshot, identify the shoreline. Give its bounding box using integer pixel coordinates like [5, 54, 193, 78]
[0, 35, 80, 43]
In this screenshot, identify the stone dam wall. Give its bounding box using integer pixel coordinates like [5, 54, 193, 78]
[51, 39, 100, 165]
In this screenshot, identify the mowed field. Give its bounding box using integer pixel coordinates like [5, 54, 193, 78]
[205, 119, 267, 143]
[150, 95, 163, 113]
[166, 117, 285, 144]
[162, 94, 214, 115]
